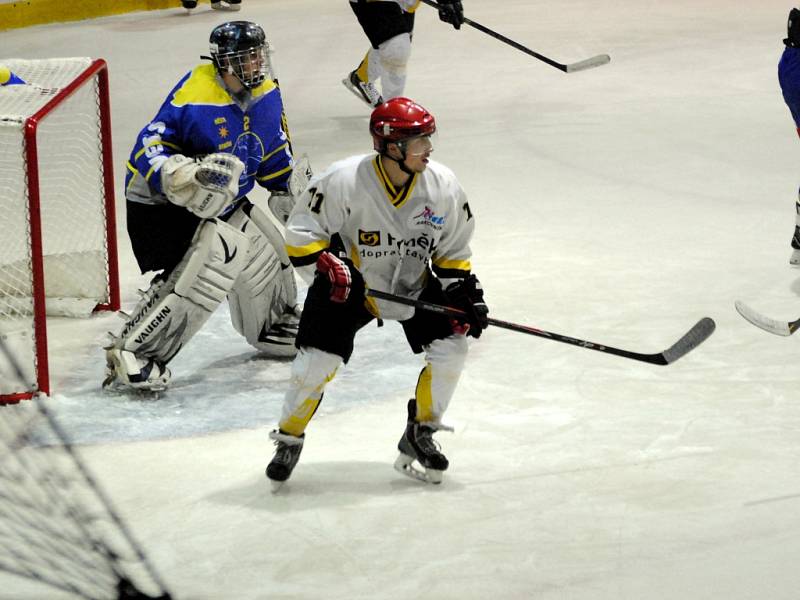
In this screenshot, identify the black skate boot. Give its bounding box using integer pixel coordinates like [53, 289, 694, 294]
[791, 226, 800, 265]
[266, 430, 304, 491]
[181, 0, 197, 9]
[394, 399, 449, 484]
[342, 70, 383, 108]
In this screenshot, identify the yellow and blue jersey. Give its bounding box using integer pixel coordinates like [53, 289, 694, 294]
[125, 63, 293, 208]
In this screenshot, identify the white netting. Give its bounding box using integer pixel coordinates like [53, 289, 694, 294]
[0, 58, 114, 399]
[0, 397, 172, 599]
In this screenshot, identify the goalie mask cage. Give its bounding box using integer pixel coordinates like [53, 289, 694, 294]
[0, 57, 120, 403]
[0, 338, 172, 599]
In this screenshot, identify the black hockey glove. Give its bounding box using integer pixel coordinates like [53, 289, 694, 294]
[786, 8, 800, 48]
[445, 274, 489, 338]
[437, 0, 464, 30]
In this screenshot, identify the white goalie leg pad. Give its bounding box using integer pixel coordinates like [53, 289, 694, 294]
[417, 334, 469, 422]
[377, 33, 411, 100]
[117, 219, 249, 365]
[278, 347, 342, 436]
[227, 203, 299, 356]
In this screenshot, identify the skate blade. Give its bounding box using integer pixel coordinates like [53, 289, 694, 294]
[266, 471, 288, 493]
[101, 376, 167, 396]
[791, 250, 800, 266]
[393, 453, 443, 485]
[211, 2, 241, 11]
[341, 78, 374, 108]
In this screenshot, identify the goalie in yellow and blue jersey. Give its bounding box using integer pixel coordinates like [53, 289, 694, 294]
[104, 20, 312, 393]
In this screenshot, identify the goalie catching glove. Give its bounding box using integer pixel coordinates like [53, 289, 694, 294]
[161, 152, 244, 218]
[445, 274, 489, 338]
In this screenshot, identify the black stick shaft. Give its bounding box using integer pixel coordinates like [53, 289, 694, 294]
[366, 288, 713, 366]
[419, 0, 609, 73]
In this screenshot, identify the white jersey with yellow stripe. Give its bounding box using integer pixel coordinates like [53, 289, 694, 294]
[286, 153, 475, 321]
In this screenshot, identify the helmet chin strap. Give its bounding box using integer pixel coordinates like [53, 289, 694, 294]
[382, 142, 415, 175]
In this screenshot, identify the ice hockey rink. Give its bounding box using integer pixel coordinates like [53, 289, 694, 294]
[3, 0, 800, 598]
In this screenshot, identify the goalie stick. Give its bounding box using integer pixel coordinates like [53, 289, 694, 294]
[366, 289, 715, 365]
[734, 300, 800, 336]
[420, 0, 610, 73]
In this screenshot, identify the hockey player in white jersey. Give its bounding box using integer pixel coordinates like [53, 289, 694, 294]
[266, 97, 488, 487]
[343, 0, 465, 107]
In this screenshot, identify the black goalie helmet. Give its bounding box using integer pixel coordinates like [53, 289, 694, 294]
[209, 21, 271, 89]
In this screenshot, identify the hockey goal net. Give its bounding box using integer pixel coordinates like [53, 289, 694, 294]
[0, 341, 172, 599]
[0, 57, 120, 403]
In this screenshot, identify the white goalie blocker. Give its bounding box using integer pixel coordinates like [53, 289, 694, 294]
[267, 154, 312, 224]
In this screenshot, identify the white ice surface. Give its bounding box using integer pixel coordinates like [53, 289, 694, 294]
[4, 1, 800, 598]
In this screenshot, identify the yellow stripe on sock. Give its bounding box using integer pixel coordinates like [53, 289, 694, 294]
[414, 365, 434, 422]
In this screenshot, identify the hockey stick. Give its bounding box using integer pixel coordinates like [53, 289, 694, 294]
[366, 288, 715, 365]
[420, 0, 610, 73]
[734, 300, 800, 336]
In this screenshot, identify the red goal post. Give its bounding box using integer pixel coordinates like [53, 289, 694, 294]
[0, 58, 120, 403]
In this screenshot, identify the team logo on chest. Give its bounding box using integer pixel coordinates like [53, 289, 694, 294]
[410, 205, 445, 231]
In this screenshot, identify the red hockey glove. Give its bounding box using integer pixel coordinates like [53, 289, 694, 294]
[445, 274, 489, 338]
[316, 252, 355, 303]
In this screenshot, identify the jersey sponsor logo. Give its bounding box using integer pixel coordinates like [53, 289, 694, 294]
[357, 231, 437, 262]
[411, 206, 445, 231]
[358, 230, 381, 246]
[214, 116, 227, 125]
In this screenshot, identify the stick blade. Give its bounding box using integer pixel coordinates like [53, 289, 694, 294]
[734, 300, 794, 336]
[659, 317, 716, 364]
[565, 54, 611, 73]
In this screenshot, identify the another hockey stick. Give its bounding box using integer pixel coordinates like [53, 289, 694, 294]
[366, 288, 715, 365]
[420, 0, 610, 73]
[734, 300, 800, 336]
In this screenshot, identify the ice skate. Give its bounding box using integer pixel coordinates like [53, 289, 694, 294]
[211, 0, 241, 11]
[266, 430, 304, 492]
[102, 348, 171, 393]
[181, 0, 197, 9]
[342, 70, 383, 108]
[394, 399, 450, 485]
[257, 305, 300, 358]
[791, 229, 800, 265]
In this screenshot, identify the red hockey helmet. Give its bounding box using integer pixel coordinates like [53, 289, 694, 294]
[370, 97, 436, 153]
